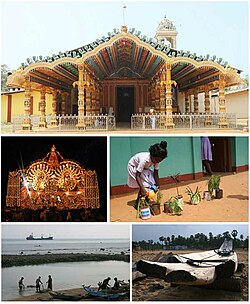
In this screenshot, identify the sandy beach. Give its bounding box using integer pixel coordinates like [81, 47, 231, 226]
[132, 249, 248, 301]
[111, 171, 248, 222]
[10, 287, 129, 301]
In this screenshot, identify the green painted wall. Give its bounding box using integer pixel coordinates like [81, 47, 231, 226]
[231, 137, 249, 167]
[110, 136, 203, 187]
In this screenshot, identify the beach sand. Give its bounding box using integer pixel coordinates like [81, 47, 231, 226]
[110, 171, 248, 222]
[132, 249, 248, 301]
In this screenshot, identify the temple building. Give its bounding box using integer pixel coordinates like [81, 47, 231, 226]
[6, 145, 100, 211]
[2, 17, 246, 130]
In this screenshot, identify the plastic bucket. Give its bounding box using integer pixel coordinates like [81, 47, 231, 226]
[140, 207, 151, 220]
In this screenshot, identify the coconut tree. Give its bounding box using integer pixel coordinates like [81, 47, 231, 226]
[231, 229, 238, 239]
[159, 236, 165, 249]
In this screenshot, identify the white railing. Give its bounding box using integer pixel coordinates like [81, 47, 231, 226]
[12, 114, 116, 132]
[131, 113, 237, 130]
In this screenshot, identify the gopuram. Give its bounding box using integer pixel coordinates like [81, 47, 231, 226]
[6, 145, 100, 210]
[5, 16, 243, 131]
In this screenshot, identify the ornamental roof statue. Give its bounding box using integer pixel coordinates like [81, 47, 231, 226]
[157, 15, 176, 31]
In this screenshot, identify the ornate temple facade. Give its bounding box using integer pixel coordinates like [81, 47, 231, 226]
[6, 146, 100, 210]
[5, 17, 243, 130]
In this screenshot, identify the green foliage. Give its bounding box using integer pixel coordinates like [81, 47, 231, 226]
[185, 186, 201, 204]
[156, 191, 163, 204]
[133, 231, 247, 251]
[170, 173, 181, 196]
[165, 196, 184, 215]
[1, 64, 11, 91]
[208, 175, 221, 194]
[136, 197, 149, 218]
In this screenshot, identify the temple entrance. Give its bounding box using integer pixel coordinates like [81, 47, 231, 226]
[116, 87, 135, 124]
[209, 137, 232, 172]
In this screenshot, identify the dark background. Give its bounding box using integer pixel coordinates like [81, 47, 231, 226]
[1, 136, 107, 219]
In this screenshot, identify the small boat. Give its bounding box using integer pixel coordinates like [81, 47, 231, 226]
[136, 238, 237, 286]
[26, 233, 53, 240]
[49, 291, 84, 301]
[83, 286, 128, 300]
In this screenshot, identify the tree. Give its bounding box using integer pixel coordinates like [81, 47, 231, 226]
[231, 230, 238, 239]
[1, 64, 11, 91]
[243, 75, 249, 87]
[159, 236, 165, 249]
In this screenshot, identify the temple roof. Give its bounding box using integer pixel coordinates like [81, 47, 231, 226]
[7, 26, 243, 92]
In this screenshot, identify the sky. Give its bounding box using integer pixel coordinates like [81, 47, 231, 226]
[132, 223, 249, 241]
[2, 223, 130, 239]
[1, 1, 249, 77]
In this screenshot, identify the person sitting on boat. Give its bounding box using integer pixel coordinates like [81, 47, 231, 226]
[46, 275, 52, 290]
[18, 277, 25, 291]
[98, 277, 111, 291]
[35, 276, 43, 292]
[112, 277, 120, 290]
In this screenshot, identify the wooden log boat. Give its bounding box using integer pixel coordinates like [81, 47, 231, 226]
[83, 286, 128, 300]
[49, 291, 84, 301]
[136, 239, 238, 286]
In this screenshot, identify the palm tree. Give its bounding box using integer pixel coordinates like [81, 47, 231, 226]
[231, 229, 238, 239]
[159, 236, 165, 249]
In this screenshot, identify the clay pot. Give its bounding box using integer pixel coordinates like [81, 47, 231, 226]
[151, 203, 161, 215]
[164, 204, 172, 213]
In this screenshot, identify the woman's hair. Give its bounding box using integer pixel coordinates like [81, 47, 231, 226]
[149, 141, 168, 159]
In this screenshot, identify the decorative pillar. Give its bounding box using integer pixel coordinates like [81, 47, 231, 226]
[50, 89, 58, 126]
[76, 65, 86, 129]
[159, 85, 166, 113]
[91, 87, 97, 114]
[151, 88, 155, 109]
[85, 72, 91, 115]
[61, 92, 67, 115]
[95, 86, 100, 114]
[193, 91, 199, 114]
[163, 63, 175, 129]
[155, 86, 160, 112]
[204, 86, 212, 126]
[218, 73, 228, 128]
[184, 91, 190, 113]
[22, 76, 32, 130]
[38, 87, 47, 128]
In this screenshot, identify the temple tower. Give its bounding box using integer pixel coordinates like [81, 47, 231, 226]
[155, 15, 178, 49]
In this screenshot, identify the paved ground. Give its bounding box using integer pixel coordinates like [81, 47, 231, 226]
[110, 171, 248, 222]
[1, 123, 248, 134]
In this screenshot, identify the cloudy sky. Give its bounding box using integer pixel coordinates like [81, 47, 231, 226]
[2, 223, 130, 239]
[1, 1, 248, 76]
[133, 223, 249, 241]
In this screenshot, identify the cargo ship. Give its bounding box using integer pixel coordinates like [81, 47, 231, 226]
[26, 233, 53, 240]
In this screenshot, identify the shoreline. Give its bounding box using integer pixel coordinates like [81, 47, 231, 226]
[2, 253, 130, 268]
[9, 287, 128, 301]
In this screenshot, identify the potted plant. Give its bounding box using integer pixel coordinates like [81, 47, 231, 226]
[208, 175, 223, 199]
[170, 173, 183, 205]
[185, 186, 201, 205]
[164, 196, 184, 215]
[149, 190, 162, 215]
[136, 196, 151, 219]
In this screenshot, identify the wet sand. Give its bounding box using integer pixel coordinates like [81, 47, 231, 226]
[2, 253, 129, 268]
[133, 249, 248, 301]
[11, 287, 129, 301]
[111, 172, 248, 222]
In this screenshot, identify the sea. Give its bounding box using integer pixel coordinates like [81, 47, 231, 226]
[2, 238, 130, 301]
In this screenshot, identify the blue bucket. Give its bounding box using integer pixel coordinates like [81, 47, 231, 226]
[140, 207, 151, 220]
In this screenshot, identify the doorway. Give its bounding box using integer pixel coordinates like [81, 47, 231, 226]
[209, 137, 232, 172]
[116, 87, 135, 124]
